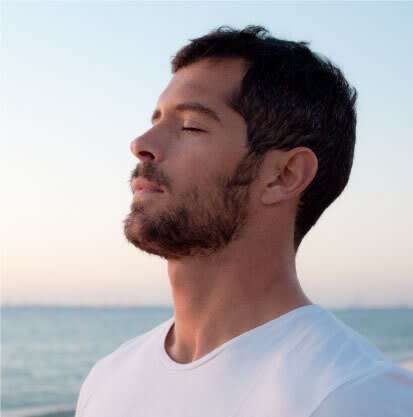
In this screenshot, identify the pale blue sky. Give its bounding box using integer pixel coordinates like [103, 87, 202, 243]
[2, 1, 412, 307]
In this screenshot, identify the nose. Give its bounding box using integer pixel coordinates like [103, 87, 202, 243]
[130, 136, 155, 162]
[131, 122, 170, 162]
[131, 124, 167, 162]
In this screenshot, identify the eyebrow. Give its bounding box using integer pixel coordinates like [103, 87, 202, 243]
[150, 102, 222, 126]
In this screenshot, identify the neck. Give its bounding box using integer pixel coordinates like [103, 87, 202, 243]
[165, 229, 311, 364]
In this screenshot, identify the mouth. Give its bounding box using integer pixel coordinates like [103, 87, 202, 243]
[133, 189, 163, 197]
[131, 177, 164, 199]
[131, 177, 163, 195]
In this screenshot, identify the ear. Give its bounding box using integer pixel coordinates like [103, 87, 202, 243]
[260, 147, 318, 205]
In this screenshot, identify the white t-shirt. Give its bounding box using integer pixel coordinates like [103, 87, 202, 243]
[74, 304, 413, 417]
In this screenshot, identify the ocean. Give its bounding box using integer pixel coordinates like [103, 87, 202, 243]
[2, 306, 413, 417]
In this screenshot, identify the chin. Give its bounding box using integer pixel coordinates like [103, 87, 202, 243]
[123, 211, 170, 259]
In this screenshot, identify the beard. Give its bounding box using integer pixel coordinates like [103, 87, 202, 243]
[123, 152, 262, 260]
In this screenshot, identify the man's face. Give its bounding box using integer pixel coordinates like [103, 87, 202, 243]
[124, 58, 261, 260]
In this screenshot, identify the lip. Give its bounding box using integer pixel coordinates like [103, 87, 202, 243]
[131, 177, 164, 194]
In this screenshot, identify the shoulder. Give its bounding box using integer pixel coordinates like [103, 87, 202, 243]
[87, 317, 169, 374]
[264, 306, 410, 416]
[309, 363, 413, 417]
[276, 305, 387, 388]
[75, 316, 174, 415]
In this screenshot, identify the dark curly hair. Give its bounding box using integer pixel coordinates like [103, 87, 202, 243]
[171, 25, 357, 251]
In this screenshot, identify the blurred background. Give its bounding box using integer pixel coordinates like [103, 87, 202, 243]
[2, 2, 412, 417]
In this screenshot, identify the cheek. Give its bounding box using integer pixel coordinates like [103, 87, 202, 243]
[185, 154, 231, 190]
[172, 141, 218, 181]
[169, 135, 247, 189]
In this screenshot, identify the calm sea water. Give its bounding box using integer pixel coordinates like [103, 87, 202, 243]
[2, 306, 413, 417]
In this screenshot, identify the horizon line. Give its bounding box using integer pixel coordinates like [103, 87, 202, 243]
[2, 302, 413, 310]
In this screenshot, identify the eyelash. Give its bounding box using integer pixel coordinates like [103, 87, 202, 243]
[182, 127, 204, 132]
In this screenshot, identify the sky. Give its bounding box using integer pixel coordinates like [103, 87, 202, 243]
[1, 1, 412, 307]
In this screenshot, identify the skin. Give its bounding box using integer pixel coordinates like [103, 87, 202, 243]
[127, 57, 318, 364]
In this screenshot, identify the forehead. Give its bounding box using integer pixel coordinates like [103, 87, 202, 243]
[155, 58, 248, 120]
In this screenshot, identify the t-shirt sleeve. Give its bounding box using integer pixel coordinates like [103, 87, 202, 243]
[309, 365, 413, 417]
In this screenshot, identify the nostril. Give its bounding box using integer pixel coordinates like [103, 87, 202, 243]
[138, 150, 155, 160]
[130, 136, 158, 161]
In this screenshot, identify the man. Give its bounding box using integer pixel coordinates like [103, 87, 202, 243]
[75, 25, 413, 416]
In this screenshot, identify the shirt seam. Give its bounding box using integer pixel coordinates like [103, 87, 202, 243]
[159, 305, 323, 371]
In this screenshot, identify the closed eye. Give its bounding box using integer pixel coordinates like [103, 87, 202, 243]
[182, 127, 204, 132]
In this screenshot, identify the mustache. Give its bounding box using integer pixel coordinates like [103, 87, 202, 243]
[129, 162, 171, 190]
